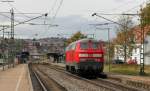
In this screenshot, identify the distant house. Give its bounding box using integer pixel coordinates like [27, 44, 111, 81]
[113, 45, 130, 62]
[113, 25, 150, 65]
[131, 25, 150, 65]
[131, 44, 140, 64]
[114, 45, 125, 61]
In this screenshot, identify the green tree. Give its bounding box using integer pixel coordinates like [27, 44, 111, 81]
[65, 31, 87, 46]
[140, 3, 150, 26]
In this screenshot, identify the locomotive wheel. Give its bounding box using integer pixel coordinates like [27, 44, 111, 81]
[71, 66, 76, 74]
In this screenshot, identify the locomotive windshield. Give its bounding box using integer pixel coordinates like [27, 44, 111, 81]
[80, 41, 100, 49]
[80, 42, 88, 49]
[92, 42, 99, 49]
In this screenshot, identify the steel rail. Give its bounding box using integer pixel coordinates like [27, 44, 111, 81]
[33, 70, 48, 91]
[47, 64, 144, 91]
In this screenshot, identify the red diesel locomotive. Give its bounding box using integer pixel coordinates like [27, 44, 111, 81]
[65, 38, 104, 76]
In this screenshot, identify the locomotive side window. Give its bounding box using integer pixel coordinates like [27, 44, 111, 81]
[92, 42, 99, 49]
[71, 43, 76, 50]
[65, 46, 69, 51]
[80, 42, 88, 49]
[66, 45, 71, 51]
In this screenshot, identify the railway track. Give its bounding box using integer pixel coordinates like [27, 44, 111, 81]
[47, 63, 150, 91]
[29, 64, 47, 91]
[29, 64, 67, 91]
[43, 63, 145, 91]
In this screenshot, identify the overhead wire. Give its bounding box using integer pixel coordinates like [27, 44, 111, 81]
[6, 0, 33, 19]
[51, 0, 63, 22]
[0, 13, 21, 25]
[48, 0, 58, 15]
[107, 0, 136, 13]
[94, 1, 148, 25]
[36, 0, 58, 37]
[41, 0, 64, 38]
[0, 13, 48, 31]
[123, 1, 147, 13]
[0, 0, 50, 38]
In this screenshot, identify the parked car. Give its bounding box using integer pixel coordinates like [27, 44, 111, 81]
[112, 59, 124, 64]
[127, 59, 137, 64]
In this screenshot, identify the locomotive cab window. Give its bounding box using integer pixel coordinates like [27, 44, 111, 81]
[80, 42, 88, 49]
[71, 43, 76, 50]
[92, 42, 99, 49]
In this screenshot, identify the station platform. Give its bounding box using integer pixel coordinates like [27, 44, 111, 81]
[0, 64, 33, 91]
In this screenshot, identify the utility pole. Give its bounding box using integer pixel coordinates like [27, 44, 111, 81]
[108, 28, 110, 72]
[10, 8, 15, 67]
[10, 8, 14, 39]
[139, 7, 145, 75]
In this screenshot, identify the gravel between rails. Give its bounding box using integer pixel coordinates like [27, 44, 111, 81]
[50, 64, 146, 90]
[95, 78, 145, 91]
[32, 64, 67, 91]
[49, 63, 148, 91]
[36, 64, 128, 91]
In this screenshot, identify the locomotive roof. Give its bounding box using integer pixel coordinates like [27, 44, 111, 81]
[70, 38, 98, 45]
[77, 38, 98, 42]
[66, 38, 100, 50]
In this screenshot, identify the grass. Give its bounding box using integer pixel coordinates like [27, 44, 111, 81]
[104, 64, 150, 76]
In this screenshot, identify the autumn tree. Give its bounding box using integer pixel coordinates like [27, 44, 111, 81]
[115, 15, 135, 62]
[65, 31, 87, 46]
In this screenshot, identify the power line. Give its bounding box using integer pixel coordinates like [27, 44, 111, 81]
[48, 0, 64, 25]
[48, 0, 58, 15]
[92, 13, 128, 28]
[107, 0, 136, 13]
[0, 12, 21, 23]
[0, 13, 48, 31]
[1, 0, 14, 2]
[42, 0, 64, 38]
[0, 12, 42, 14]
[6, 0, 33, 19]
[0, 11, 48, 29]
[94, 13, 139, 16]
[52, 0, 63, 20]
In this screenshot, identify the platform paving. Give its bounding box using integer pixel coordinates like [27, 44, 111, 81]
[0, 64, 33, 91]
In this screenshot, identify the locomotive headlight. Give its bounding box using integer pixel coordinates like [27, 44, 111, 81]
[93, 54, 102, 57]
[79, 53, 88, 57]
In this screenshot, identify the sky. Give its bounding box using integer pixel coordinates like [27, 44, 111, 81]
[0, 0, 148, 40]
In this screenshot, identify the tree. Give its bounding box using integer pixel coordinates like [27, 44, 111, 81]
[115, 15, 135, 62]
[65, 31, 87, 46]
[140, 3, 150, 26]
[140, 2, 150, 35]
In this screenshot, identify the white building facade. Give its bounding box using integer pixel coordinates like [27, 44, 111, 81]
[144, 36, 150, 65]
[131, 36, 150, 65]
